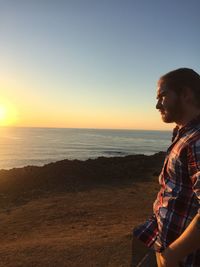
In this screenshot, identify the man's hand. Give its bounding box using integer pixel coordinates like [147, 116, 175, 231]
[156, 213, 200, 267]
[156, 247, 180, 267]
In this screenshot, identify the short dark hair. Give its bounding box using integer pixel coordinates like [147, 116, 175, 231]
[159, 68, 200, 107]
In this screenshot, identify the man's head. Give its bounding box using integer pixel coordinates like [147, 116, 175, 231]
[156, 68, 200, 125]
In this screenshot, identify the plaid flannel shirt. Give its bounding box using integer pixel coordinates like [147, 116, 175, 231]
[133, 115, 200, 267]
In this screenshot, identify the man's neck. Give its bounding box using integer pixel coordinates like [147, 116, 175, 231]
[176, 110, 200, 129]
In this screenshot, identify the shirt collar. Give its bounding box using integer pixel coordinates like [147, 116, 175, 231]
[172, 113, 200, 142]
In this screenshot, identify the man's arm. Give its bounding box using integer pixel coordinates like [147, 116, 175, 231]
[158, 213, 200, 267]
[167, 213, 200, 256]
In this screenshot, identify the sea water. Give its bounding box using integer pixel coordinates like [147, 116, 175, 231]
[0, 127, 172, 170]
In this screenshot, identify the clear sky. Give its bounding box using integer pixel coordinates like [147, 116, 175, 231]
[0, 0, 200, 130]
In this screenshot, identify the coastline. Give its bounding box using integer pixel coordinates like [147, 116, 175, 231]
[0, 152, 165, 208]
[0, 127, 171, 171]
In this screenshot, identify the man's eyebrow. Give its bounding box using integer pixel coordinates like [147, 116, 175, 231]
[157, 91, 167, 99]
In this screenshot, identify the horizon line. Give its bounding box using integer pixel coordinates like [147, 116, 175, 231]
[0, 125, 172, 132]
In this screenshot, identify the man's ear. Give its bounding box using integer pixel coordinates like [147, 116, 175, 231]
[181, 87, 194, 104]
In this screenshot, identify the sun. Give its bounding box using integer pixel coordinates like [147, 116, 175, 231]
[0, 106, 6, 120]
[0, 105, 8, 126]
[0, 102, 18, 126]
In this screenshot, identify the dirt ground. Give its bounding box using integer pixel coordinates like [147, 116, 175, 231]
[0, 153, 165, 266]
[0, 179, 159, 267]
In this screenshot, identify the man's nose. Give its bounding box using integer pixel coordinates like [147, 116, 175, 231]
[156, 100, 162, 110]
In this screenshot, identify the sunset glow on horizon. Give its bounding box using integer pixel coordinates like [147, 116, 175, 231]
[0, 0, 199, 131]
[0, 106, 6, 123]
[0, 100, 19, 126]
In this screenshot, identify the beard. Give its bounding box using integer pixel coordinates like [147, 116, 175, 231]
[160, 98, 184, 123]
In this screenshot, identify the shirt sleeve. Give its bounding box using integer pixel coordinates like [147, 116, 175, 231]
[133, 214, 159, 249]
[187, 140, 200, 214]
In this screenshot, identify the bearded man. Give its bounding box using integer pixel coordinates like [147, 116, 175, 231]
[132, 68, 200, 267]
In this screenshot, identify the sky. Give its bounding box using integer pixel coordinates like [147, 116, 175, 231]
[0, 0, 200, 130]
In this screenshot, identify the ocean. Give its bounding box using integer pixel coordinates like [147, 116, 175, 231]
[0, 127, 172, 170]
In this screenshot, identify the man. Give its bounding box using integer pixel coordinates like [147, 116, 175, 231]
[133, 68, 200, 267]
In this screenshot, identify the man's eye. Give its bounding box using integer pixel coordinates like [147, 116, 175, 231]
[160, 95, 166, 100]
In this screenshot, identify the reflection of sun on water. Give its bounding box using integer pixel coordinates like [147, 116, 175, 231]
[0, 102, 18, 126]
